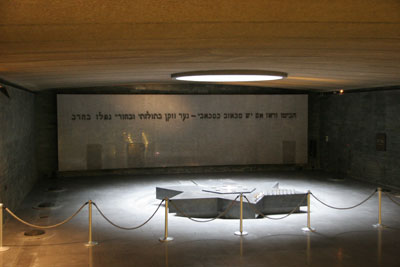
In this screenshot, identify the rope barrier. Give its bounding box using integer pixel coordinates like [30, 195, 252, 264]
[384, 192, 400, 207]
[1, 186, 396, 246]
[4, 202, 88, 229]
[93, 200, 164, 230]
[169, 195, 240, 222]
[311, 189, 377, 210]
[244, 195, 307, 220]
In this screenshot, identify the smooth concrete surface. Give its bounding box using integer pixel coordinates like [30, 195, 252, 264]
[1, 171, 400, 267]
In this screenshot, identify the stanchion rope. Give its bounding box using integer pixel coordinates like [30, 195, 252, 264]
[244, 194, 307, 220]
[384, 192, 400, 207]
[169, 195, 240, 222]
[93, 199, 164, 230]
[4, 202, 88, 229]
[311, 189, 377, 210]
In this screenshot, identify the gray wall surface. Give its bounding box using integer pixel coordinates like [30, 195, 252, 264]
[33, 84, 400, 189]
[311, 90, 400, 188]
[35, 91, 58, 178]
[35, 84, 307, 176]
[57, 94, 308, 171]
[0, 86, 37, 210]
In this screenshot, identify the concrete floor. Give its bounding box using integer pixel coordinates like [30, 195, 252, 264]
[1, 171, 400, 267]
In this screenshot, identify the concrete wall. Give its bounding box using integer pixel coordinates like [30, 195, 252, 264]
[311, 89, 400, 188]
[35, 91, 58, 178]
[57, 94, 308, 171]
[0, 86, 37, 210]
[308, 93, 320, 170]
[35, 84, 308, 176]
[33, 84, 400, 188]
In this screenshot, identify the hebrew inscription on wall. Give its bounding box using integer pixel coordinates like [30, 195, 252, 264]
[57, 94, 308, 171]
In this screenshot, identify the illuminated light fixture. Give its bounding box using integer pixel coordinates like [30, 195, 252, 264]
[339, 89, 344, 95]
[171, 70, 288, 82]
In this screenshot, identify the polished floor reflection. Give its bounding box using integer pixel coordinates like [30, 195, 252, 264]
[1, 171, 400, 266]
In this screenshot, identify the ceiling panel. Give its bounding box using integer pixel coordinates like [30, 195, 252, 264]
[0, 0, 399, 91]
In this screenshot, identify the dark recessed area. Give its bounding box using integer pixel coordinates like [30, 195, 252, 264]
[33, 202, 58, 210]
[327, 177, 345, 182]
[24, 229, 45, 236]
[47, 186, 66, 192]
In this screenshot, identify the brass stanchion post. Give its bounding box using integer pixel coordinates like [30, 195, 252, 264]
[159, 198, 173, 242]
[85, 200, 98, 247]
[302, 191, 315, 232]
[235, 193, 248, 236]
[0, 204, 9, 252]
[373, 187, 384, 229]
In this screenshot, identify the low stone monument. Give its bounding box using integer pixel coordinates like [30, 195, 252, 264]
[156, 180, 307, 219]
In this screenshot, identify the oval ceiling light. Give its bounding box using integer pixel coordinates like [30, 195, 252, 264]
[171, 70, 288, 82]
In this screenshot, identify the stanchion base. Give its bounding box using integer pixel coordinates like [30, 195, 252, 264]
[373, 224, 385, 229]
[85, 241, 98, 247]
[159, 237, 174, 242]
[302, 227, 316, 232]
[0, 247, 10, 252]
[234, 231, 248, 236]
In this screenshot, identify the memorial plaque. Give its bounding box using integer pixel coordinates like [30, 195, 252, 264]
[58, 94, 308, 171]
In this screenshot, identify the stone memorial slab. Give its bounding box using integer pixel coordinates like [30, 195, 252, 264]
[156, 180, 307, 219]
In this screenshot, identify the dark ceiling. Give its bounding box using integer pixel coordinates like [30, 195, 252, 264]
[0, 0, 399, 92]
